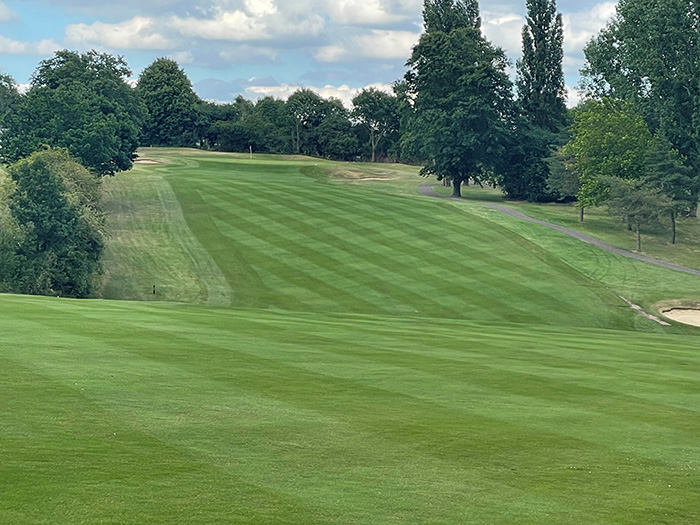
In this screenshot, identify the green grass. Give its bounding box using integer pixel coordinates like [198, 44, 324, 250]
[2, 294, 700, 523]
[4, 148, 700, 523]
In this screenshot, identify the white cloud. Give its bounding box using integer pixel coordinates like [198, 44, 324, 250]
[562, 2, 617, 55]
[481, 12, 525, 58]
[566, 85, 583, 108]
[0, 1, 16, 23]
[355, 29, 420, 59]
[325, 0, 406, 25]
[244, 0, 277, 17]
[169, 51, 195, 65]
[315, 45, 349, 62]
[245, 81, 394, 107]
[316, 29, 419, 63]
[0, 36, 60, 55]
[219, 45, 278, 63]
[170, 3, 324, 42]
[66, 16, 175, 49]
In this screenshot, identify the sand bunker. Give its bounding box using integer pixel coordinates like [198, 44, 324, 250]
[661, 308, 700, 327]
[135, 158, 159, 164]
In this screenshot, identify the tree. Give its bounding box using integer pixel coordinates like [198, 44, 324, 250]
[6, 149, 104, 297]
[499, 120, 555, 202]
[0, 73, 19, 127]
[352, 88, 399, 162]
[317, 112, 360, 160]
[516, 0, 566, 132]
[581, 0, 700, 211]
[0, 50, 144, 176]
[562, 98, 651, 212]
[405, 0, 514, 197]
[604, 177, 670, 252]
[0, 169, 21, 291]
[287, 88, 325, 155]
[423, 0, 481, 32]
[248, 97, 293, 154]
[546, 147, 580, 202]
[136, 58, 201, 147]
[643, 134, 696, 244]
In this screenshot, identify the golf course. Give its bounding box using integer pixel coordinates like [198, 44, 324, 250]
[3, 148, 700, 523]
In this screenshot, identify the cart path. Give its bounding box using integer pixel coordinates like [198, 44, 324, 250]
[418, 184, 700, 278]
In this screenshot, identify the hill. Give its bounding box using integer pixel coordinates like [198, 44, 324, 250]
[3, 148, 700, 523]
[101, 148, 700, 330]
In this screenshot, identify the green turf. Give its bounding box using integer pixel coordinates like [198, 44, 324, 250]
[1, 294, 700, 524]
[4, 148, 700, 523]
[102, 148, 700, 330]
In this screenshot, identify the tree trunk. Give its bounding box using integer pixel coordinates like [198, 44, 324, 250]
[294, 122, 301, 154]
[370, 129, 376, 162]
[691, 199, 698, 218]
[636, 222, 642, 252]
[452, 179, 462, 198]
[671, 209, 677, 244]
[579, 206, 584, 222]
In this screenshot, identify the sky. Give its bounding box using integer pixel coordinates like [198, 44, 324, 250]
[0, 0, 618, 107]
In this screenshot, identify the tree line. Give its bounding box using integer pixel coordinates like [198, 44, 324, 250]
[0, 0, 695, 296]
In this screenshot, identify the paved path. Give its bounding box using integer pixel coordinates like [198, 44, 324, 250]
[418, 184, 700, 278]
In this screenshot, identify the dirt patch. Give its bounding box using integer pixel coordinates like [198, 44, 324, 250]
[620, 296, 670, 326]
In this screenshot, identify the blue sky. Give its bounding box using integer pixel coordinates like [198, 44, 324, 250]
[0, 0, 617, 107]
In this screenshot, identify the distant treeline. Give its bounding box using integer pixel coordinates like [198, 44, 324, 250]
[1, 0, 699, 296]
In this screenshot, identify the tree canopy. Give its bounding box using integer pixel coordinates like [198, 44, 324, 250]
[352, 88, 399, 162]
[582, 0, 700, 199]
[516, 0, 566, 132]
[5, 149, 104, 297]
[137, 58, 201, 148]
[405, 1, 514, 197]
[0, 50, 145, 176]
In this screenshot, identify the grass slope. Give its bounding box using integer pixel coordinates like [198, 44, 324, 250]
[1, 294, 700, 524]
[101, 148, 700, 330]
[4, 149, 700, 523]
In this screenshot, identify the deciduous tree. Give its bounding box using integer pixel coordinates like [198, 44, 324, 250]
[137, 58, 201, 147]
[405, 0, 514, 197]
[582, 0, 700, 210]
[0, 50, 144, 176]
[7, 149, 104, 297]
[352, 88, 399, 162]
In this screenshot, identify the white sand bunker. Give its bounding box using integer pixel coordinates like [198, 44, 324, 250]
[661, 308, 700, 327]
[135, 158, 159, 164]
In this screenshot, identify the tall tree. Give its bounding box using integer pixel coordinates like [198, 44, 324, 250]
[6, 149, 104, 297]
[287, 89, 325, 155]
[0, 73, 19, 127]
[352, 88, 399, 162]
[581, 0, 700, 211]
[604, 177, 670, 252]
[405, 0, 514, 197]
[563, 98, 651, 213]
[423, 0, 480, 32]
[136, 58, 201, 148]
[516, 0, 566, 131]
[0, 50, 144, 176]
[643, 134, 696, 244]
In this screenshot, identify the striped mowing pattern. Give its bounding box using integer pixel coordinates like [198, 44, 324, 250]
[163, 157, 630, 328]
[1, 296, 699, 523]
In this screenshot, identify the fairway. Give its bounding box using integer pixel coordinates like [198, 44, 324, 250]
[3, 149, 700, 523]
